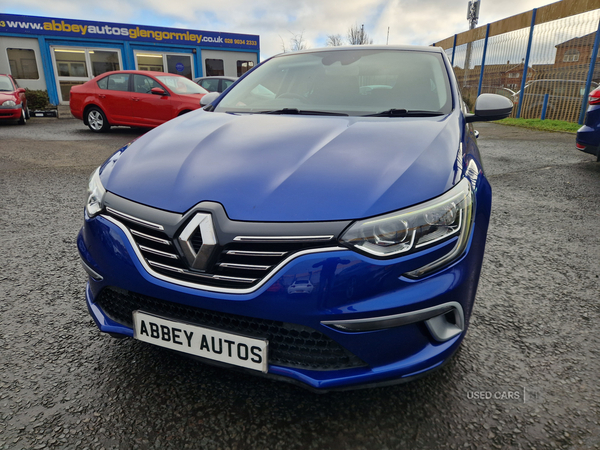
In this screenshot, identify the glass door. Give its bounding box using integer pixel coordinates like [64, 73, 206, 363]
[166, 54, 192, 79]
[51, 47, 122, 104]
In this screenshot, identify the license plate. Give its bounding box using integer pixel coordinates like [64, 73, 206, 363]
[133, 311, 268, 373]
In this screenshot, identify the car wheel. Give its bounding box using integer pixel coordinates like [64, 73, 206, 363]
[87, 107, 110, 132]
[18, 108, 26, 125]
[25, 106, 31, 120]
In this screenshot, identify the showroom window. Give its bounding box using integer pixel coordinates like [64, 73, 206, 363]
[136, 53, 164, 72]
[55, 49, 88, 77]
[206, 59, 224, 76]
[7, 48, 39, 79]
[90, 51, 120, 76]
[237, 60, 254, 77]
[135, 52, 194, 79]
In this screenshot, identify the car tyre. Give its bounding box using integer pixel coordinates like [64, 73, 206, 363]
[87, 107, 110, 132]
[18, 108, 26, 125]
[25, 106, 31, 120]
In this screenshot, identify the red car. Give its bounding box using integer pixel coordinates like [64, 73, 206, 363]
[70, 70, 209, 132]
[0, 74, 29, 125]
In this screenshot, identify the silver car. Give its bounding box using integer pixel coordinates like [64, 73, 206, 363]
[194, 76, 237, 93]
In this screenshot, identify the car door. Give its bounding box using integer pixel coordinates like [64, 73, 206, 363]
[130, 74, 173, 126]
[99, 73, 133, 123]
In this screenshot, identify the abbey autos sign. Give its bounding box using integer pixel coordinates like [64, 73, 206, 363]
[0, 13, 259, 50]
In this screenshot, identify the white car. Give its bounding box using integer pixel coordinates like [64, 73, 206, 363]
[287, 279, 314, 295]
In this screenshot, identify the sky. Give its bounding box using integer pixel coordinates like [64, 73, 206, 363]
[2, 0, 563, 59]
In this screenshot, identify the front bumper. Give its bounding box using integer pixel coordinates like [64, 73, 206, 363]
[577, 107, 600, 160]
[78, 179, 492, 390]
[0, 104, 22, 120]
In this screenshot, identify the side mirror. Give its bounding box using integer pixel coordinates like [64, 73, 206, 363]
[465, 93, 513, 123]
[200, 91, 220, 106]
[151, 87, 167, 96]
[17, 88, 26, 94]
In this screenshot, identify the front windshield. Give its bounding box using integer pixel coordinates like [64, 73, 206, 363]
[0, 75, 14, 92]
[215, 49, 452, 116]
[155, 76, 208, 95]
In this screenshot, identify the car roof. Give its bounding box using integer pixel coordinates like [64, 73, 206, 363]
[274, 44, 444, 57]
[96, 70, 186, 78]
[196, 76, 237, 79]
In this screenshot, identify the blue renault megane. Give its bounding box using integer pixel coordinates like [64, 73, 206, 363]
[77, 45, 512, 390]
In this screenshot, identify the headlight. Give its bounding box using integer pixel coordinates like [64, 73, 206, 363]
[340, 178, 473, 275]
[2, 100, 17, 107]
[86, 167, 106, 217]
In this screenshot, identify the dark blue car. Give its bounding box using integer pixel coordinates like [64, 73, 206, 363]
[577, 87, 600, 161]
[78, 46, 512, 390]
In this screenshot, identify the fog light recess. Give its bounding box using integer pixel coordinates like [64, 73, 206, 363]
[425, 302, 464, 342]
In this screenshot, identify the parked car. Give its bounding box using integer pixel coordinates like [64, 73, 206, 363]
[0, 74, 29, 125]
[514, 79, 598, 121]
[194, 76, 237, 93]
[70, 70, 209, 132]
[78, 46, 512, 390]
[576, 86, 600, 161]
[481, 86, 515, 100]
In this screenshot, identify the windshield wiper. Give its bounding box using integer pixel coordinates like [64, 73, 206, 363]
[259, 108, 348, 116]
[364, 109, 446, 117]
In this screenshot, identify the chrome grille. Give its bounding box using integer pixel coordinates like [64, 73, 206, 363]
[105, 209, 340, 290]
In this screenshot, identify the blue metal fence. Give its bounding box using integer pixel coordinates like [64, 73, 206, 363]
[435, 2, 600, 124]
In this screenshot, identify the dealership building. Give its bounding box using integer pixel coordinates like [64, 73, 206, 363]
[0, 13, 260, 105]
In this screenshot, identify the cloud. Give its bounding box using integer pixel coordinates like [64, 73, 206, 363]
[3, 0, 560, 59]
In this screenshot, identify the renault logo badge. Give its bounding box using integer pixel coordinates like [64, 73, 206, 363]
[177, 213, 218, 271]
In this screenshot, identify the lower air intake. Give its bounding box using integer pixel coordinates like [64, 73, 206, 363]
[95, 287, 366, 371]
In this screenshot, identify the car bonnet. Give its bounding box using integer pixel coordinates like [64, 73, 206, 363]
[101, 110, 462, 222]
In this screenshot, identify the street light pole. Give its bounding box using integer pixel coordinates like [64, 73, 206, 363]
[464, 0, 481, 88]
[467, 0, 480, 30]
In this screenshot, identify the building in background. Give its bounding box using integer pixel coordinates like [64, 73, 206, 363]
[0, 13, 259, 105]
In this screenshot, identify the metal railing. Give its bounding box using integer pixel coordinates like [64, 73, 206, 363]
[434, 0, 600, 124]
